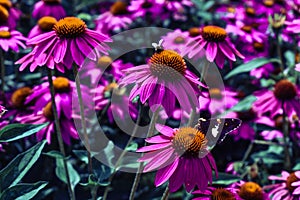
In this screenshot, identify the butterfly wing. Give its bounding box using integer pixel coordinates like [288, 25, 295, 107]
[195, 118, 242, 148]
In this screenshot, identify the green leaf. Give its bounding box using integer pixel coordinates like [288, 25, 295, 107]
[251, 146, 284, 165]
[55, 159, 80, 191]
[0, 123, 48, 142]
[212, 172, 241, 185]
[225, 58, 281, 79]
[224, 95, 257, 114]
[43, 150, 65, 159]
[284, 50, 295, 68]
[293, 162, 300, 170]
[125, 142, 138, 151]
[0, 140, 47, 191]
[0, 181, 47, 200]
[73, 150, 88, 164]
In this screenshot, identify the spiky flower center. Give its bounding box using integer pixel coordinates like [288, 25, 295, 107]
[110, 1, 128, 15]
[246, 7, 256, 16]
[241, 25, 252, 33]
[42, 0, 61, 5]
[238, 182, 263, 200]
[174, 36, 185, 44]
[53, 77, 71, 93]
[227, 7, 236, 13]
[253, 42, 264, 52]
[263, 0, 274, 7]
[54, 17, 86, 38]
[11, 87, 32, 108]
[188, 27, 201, 37]
[172, 127, 207, 156]
[202, 26, 227, 42]
[38, 16, 57, 32]
[0, 0, 12, 9]
[286, 172, 299, 193]
[149, 50, 187, 78]
[211, 188, 236, 200]
[274, 80, 297, 101]
[0, 5, 9, 22]
[0, 30, 10, 38]
[97, 56, 112, 68]
[209, 88, 223, 100]
[43, 102, 54, 120]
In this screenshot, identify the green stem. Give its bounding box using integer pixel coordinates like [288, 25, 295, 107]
[282, 101, 291, 170]
[129, 109, 160, 200]
[275, 31, 284, 73]
[73, 65, 93, 173]
[102, 103, 143, 200]
[47, 69, 76, 200]
[161, 185, 169, 200]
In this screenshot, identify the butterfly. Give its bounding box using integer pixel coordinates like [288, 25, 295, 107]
[194, 118, 242, 149]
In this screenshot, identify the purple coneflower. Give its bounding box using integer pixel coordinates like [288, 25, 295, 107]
[128, 0, 166, 20]
[81, 56, 134, 85]
[192, 186, 241, 200]
[16, 77, 86, 144]
[32, 0, 66, 20]
[0, 0, 21, 30]
[119, 47, 203, 116]
[185, 25, 244, 68]
[254, 79, 300, 118]
[226, 21, 266, 44]
[200, 87, 239, 115]
[232, 181, 270, 200]
[0, 26, 26, 52]
[267, 171, 300, 200]
[137, 124, 218, 192]
[16, 17, 112, 73]
[93, 82, 138, 124]
[96, 1, 135, 34]
[162, 29, 190, 55]
[28, 16, 57, 39]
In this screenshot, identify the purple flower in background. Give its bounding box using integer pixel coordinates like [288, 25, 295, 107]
[96, 1, 135, 34]
[128, 0, 166, 20]
[119, 48, 203, 116]
[81, 56, 134, 85]
[226, 21, 266, 44]
[159, 0, 193, 20]
[93, 82, 138, 124]
[0, 26, 26, 52]
[28, 16, 57, 39]
[199, 87, 239, 115]
[32, 0, 66, 20]
[192, 186, 241, 200]
[267, 171, 300, 200]
[0, 0, 21, 30]
[296, 63, 300, 72]
[137, 124, 218, 192]
[16, 17, 112, 73]
[185, 25, 244, 68]
[16, 77, 89, 144]
[162, 29, 190, 55]
[254, 80, 300, 118]
[232, 181, 269, 200]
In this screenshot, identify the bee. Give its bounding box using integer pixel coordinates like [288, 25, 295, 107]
[152, 39, 164, 52]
